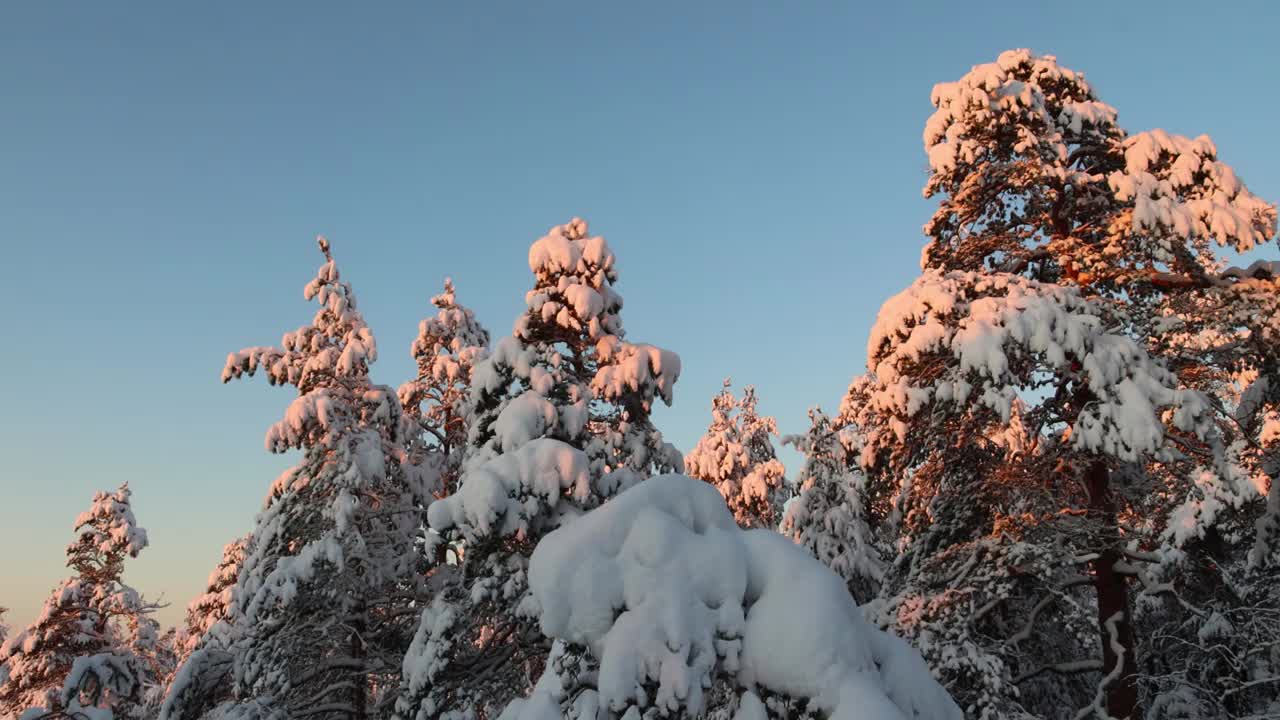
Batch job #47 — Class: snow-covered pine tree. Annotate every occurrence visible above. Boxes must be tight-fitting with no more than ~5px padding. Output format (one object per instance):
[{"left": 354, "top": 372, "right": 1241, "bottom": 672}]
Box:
[
  {"left": 881, "top": 48, "right": 1278, "bottom": 720},
  {"left": 163, "top": 237, "right": 422, "bottom": 720},
  {"left": 178, "top": 535, "right": 250, "bottom": 661},
  {"left": 844, "top": 270, "right": 1218, "bottom": 719},
  {"left": 398, "top": 278, "right": 491, "bottom": 507},
  {"left": 0, "top": 484, "right": 158, "bottom": 720},
  {"left": 685, "top": 379, "right": 787, "bottom": 529},
  {"left": 395, "top": 217, "right": 681, "bottom": 719},
  {"left": 780, "top": 405, "right": 885, "bottom": 604}
]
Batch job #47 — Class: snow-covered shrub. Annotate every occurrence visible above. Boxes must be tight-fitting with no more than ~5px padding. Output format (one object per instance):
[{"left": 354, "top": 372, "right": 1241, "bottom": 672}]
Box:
[{"left": 502, "top": 474, "right": 961, "bottom": 720}]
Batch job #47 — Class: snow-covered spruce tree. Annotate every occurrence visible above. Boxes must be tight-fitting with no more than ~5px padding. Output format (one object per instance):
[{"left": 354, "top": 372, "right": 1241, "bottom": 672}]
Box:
[
  {"left": 163, "top": 237, "right": 422, "bottom": 720},
  {"left": 397, "top": 279, "right": 491, "bottom": 527},
  {"left": 395, "top": 218, "right": 681, "bottom": 719},
  {"left": 780, "top": 406, "right": 885, "bottom": 604},
  {"left": 686, "top": 379, "right": 787, "bottom": 529},
  {"left": 900, "top": 48, "right": 1276, "bottom": 719},
  {"left": 0, "top": 484, "right": 159, "bottom": 720},
  {"left": 499, "top": 473, "right": 962, "bottom": 720}
]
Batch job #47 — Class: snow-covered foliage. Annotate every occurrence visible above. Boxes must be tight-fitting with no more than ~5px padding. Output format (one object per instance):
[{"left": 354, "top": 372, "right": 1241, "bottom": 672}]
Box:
[
  {"left": 501, "top": 474, "right": 960, "bottom": 720},
  {"left": 685, "top": 380, "right": 788, "bottom": 529},
  {"left": 465, "top": 218, "right": 681, "bottom": 482},
  {"left": 399, "top": 278, "right": 492, "bottom": 503},
  {"left": 165, "top": 237, "right": 424, "bottom": 720},
  {"left": 842, "top": 266, "right": 1225, "bottom": 718},
  {"left": 922, "top": 48, "right": 1275, "bottom": 297},
  {"left": 781, "top": 408, "right": 885, "bottom": 604},
  {"left": 0, "top": 485, "right": 159, "bottom": 720},
  {"left": 180, "top": 535, "right": 250, "bottom": 660},
  {"left": 866, "top": 270, "right": 1212, "bottom": 461},
  {"left": 397, "top": 218, "right": 683, "bottom": 719}
]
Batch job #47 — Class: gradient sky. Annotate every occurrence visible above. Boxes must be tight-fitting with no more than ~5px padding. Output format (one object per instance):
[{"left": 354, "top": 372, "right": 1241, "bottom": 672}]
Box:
[{"left": 2, "top": 1, "right": 1277, "bottom": 629}]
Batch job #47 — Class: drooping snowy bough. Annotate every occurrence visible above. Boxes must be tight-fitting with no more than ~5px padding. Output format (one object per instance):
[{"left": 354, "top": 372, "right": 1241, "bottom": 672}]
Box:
[{"left": 501, "top": 474, "right": 962, "bottom": 720}]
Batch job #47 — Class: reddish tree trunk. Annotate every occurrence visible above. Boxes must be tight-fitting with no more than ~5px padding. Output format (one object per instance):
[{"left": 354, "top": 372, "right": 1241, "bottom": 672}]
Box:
[{"left": 1086, "top": 458, "right": 1139, "bottom": 719}]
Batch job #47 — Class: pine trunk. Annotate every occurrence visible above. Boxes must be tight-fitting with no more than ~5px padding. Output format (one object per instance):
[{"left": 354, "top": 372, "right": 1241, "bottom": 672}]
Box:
[
  {"left": 1085, "top": 458, "right": 1139, "bottom": 719},
  {"left": 350, "top": 612, "right": 367, "bottom": 720}
]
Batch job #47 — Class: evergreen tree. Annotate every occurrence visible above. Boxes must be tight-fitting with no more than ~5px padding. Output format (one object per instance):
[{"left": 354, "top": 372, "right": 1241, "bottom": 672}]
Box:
[
  {"left": 396, "top": 217, "right": 682, "bottom": 719},
  {"left": 0, "top": 484, "right": 158, "bottom": 720},
  {"left": 398, "top": 278, "right": 491, "bottom": 505},
  {"left": 841, "top": 48, "right": 1278, "bottom": 720},
  {"left": 685, "top": 379, "right": 787, "bottom": 529},
  {"left": 780, "top": 405, "right": 884, "bottom": 604},
  {"left": 164, "top": 237, "right": 422, "bottom": 720},
  {"left": 179, "top": 535, "right": 250, "bottom": 661},
  {"left": 848, "top": 270, "right": 1215, "bottom": 719}
]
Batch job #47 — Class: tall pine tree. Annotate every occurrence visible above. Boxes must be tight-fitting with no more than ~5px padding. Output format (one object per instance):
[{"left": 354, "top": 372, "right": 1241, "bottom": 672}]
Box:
[
  {"left": 165, "top": 237, "right": 423, "bottom": 720},
  {"left": 803, "top": 49, "right": 1278, "bottom": 720}
]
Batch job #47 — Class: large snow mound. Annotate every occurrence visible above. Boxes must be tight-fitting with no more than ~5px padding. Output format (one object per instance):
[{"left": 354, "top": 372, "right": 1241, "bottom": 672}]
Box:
[{"left": 517, "top": 474, "right": 962, "bottom": 720}]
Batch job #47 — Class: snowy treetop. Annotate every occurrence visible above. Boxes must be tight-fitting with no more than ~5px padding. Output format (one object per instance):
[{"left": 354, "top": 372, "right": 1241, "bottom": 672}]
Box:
[
  {"left": 69, "top": 484, "right": 148, "bottom": 562},
  {"left": 924, "top": 48, "right": 1116, "bottom": 187},
  {"left": 406, "top": 277, "right": 491, "bottom": 387},
  {"left": 921, "top": 48, "right": 1277, "bottom": 294},
  {"left": 219, "top": 237, "right": 403, "bottom": 454},
  {"left": 685, "top": 379, "right": 786, "bottom": 529},
  {"left": 222, "top": 236, "right": 377, "bottom": 392},
  {"left": 518, "top": 218, "right": 625, "bottom": 343}
]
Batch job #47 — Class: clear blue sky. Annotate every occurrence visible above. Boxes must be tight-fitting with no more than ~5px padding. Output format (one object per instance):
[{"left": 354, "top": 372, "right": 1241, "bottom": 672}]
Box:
[{"left": 2, "top": 1, "right": 1277, "bottom": 629}]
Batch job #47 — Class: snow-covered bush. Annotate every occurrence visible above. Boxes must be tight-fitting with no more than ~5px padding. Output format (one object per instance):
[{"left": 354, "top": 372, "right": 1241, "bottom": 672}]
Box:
[{"left": 501, "top": 474, "right": 961, "bottom": 720}]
